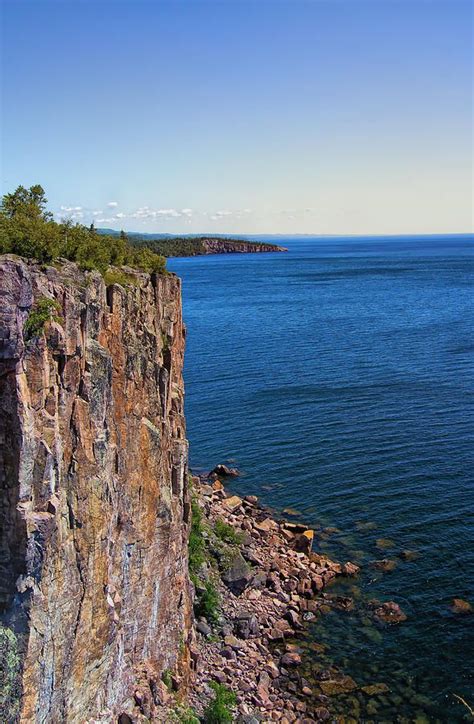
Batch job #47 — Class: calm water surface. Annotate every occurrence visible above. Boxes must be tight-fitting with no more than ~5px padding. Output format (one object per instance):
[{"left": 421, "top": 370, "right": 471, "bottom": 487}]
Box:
[{"left": 168, "top": 236, "right": 474, "bottom": 721}]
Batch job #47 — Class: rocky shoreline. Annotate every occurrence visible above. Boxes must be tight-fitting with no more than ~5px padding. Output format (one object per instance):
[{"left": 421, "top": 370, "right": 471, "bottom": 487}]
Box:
[{"left": 181, "top": 470, "right": 362, "bottom": 722}]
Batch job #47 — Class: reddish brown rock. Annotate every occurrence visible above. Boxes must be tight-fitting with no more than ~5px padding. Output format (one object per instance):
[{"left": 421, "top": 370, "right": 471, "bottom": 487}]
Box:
[
  {"left": 293, "top": 530, "right": 314, "bottom": 555},
  {"left": 342, "top": 561, "right": 360, "bottom": 576},
  {"left": 280, "top": 652, "right": 302, "bottom": 667},
  {"left": 0, "top": 257, "right": 192, "bottom": 721},
  {"left": 222, "top": 495, "right": 243, "bottom": 512},
  {"left": 451, "top": 598, "right": 472, "bottom": 614},
  {"left": 212, "top": 464, "right": 240, "bottom": 477},
  {"left": 373, "top": 601, "right": 407, "bottom": 624}
]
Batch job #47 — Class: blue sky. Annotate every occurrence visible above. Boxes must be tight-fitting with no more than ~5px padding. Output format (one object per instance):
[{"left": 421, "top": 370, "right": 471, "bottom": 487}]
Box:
[{"left": 1, "top": 0, "right": 472, "bottom": 234}]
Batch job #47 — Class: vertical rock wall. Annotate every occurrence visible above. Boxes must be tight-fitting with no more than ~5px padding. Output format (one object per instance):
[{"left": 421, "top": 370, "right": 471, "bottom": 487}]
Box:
[{"left": 0, "top": 257, "right": 192, "bottom": 723}]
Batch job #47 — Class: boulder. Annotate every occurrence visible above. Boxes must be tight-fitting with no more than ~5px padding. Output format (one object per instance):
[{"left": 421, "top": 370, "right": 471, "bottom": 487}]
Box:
[
  {"left": 196, "top": 620, "right": 211, "bottom": 636},
  {"left": 212, "top": 464, "right": 240, "bottom": 477},
  {"left": 451, "top": 598, "right": 472, "bottom": 615},
  {"left": 280, "top": 652, "right": 302, "bottom": 667},
  {"left": 372, "top": 601, "right": 407, "bottom": 624},
  {"left": 221, "top": 551, "right": 252, "bottom": 595},
  {"left": 341, "top": 561, "right": 360, "bottom": 576},
  {"left": 222, "top": 495, "right": 243, "bottom": 512},
  {"left": 244, "top": 495, "right": 258, "bottom": 504},
  {"left": 223, "top": 634, "right": 244, "bottom": 650},
  {"left": 319, "top": 675, "right": 357, "bottom": 696},
  {"left": 361, "top": 683, "right": 389, "bottom": 695},
  {"left": 254, "top": 518, "right": 278, "bottom": 533},
  {"left": 234, "top": 612, "right": 260, "bottom": 639},
  {"left": 371, "top": 559, "right": 397, "bottom": 572},
  {"left": 293, "top": 530, "right": 314, "bottom": 555}
]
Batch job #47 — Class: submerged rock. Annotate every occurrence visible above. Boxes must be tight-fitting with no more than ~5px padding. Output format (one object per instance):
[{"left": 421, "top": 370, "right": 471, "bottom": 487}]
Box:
[
  {"left": 375, "top": 538, "right": 396, "bottom": 550},
  {"left": 451, "top": 598, "right": 472, "bottom": 615},
  {"left": 372, "top": 601, "right": 407, "bottom": 624},
  {"left": 319, "top": 675, "right": 358, "bottom": 696},
  {"left": 399, "top": 549, "right": 420, "bottom": 561},
  {"left": 371, "top": 559, "right": 398, "bottom": 572},
  {"left": 361, "top": 683, "right": 390, "bottom": 695}
]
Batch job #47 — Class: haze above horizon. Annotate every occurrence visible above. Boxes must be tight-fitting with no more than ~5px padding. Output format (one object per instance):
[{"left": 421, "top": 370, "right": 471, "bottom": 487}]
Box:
[{"left": 1, "top": 0, "right": 472, "bottom": 235}]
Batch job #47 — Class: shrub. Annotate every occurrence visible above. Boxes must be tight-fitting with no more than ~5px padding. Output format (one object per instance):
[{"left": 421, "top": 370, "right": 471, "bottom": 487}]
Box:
[
  {"left": 103, "top": 269, "right": 138, "bottom": 287},
  {"left": 171, "top": 704, "right": 200, "bottom": 724},
  {"left": 213, "top": 519, "right": 243, "bottom": 545},
  {"left": 0, "top": 625, "right": 21, "bottom": 722},
  {"left": 194, "top": 580, "right": 220, "bottom": 624},
  {"left": 23, "top": 297, "right": 62, "bottom": 340},
  {"left": 202, "top": 682, "right": 236, "bottom": 724}
]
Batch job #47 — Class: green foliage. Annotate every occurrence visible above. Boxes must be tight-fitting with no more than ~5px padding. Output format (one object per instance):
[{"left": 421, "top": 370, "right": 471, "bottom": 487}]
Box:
[
  {"left": 103, "top": 269, "right": 138, "bottom": 287},
  {"left": 0, "top": 625, "right": 21, "bottom": 722},
  {"left": 194, "top": 580, "right": 220, "bottom": 624},
  {"left": 129, "top": 236, "right": 207, "bottom": 257},
  {"left": 124, "top": 234, "right": 281, "bottom": 258},
  {"left": 0, "top": 184, "right": 166, "bottom": 274},
  {"left": 202, "top": 682, "right": 236, "bottom": 724},
  {"left": 213, "top": 519, "right": 244, "bottom": 545},
  {"left": 23, "top": 297, "right": 62, "bottom": 341},
  {"left": 162, "top": 668, "right": 173, "bottom": 690},
  {"left": 170, "top": 704, "right": 200, "bottom": 724}
]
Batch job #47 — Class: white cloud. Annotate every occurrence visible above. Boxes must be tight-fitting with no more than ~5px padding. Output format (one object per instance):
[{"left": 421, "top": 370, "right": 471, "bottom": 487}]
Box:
[
  {"left": 210, "top": 210, "right": 234, "bottom": 221},
  {"left": 107, "top": 201, "right": 118, "bottom": 208},
  {"left": 115, "top": 212, "right": 126, "bottom": 219},
  {"left": 92, "top": 210, "right": 102, "bottom": 216},
  {"left": 156, "top": 208, "right": 181, "bottom": 218},
  {"left": 60, "top": 205, "right": 82, "bottom": 212}
]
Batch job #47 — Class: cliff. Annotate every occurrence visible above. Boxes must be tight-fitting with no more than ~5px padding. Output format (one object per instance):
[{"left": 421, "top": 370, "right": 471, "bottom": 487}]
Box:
[
  {"left": 199, "top": 238, "right": 287, "bottom": 255},
  {"left": 0, "top": 256, "right": 192, "bottom": 723},
  {"left": 119, "top": 234, "right": 288, "bottom": 258}
]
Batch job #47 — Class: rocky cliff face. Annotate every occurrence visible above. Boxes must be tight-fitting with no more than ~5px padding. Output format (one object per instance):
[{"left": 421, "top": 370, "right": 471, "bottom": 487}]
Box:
[
  {"left": 201, "top": 239, "right": 287, "bottom": 254},
  {"left": 0, "top": 256, "right": 192, "bottom": 723}
]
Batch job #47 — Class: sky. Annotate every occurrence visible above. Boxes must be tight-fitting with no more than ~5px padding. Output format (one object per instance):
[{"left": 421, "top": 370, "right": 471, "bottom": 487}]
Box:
[{"left": 1, "top": 0, "right": 472, "bottom": 235}]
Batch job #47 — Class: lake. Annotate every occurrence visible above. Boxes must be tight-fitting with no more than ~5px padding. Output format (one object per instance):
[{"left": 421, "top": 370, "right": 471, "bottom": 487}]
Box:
[{"left": 168, "top": 235, "right": 474, "bottom": 721}]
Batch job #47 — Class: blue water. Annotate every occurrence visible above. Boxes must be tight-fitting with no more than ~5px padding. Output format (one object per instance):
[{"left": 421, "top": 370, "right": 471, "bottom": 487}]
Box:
[{"left": 168, "top": 236, "right": 474, "bottom": 721}]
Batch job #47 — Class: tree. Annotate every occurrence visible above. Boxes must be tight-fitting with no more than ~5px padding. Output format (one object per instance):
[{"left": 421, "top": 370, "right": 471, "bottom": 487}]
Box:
[{"left": 1, "top": 184, "right": 52, "bottom": 221}]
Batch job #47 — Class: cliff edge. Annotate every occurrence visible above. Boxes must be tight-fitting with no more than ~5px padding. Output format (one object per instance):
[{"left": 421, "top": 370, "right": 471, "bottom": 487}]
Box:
[{"left": 0, "top": 256, "right": 192, "bottom": 723}]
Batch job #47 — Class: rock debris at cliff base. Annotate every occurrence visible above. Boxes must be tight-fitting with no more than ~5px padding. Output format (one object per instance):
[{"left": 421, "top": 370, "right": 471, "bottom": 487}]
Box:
[{"left": 173, "top": 473, "right": 363, "bottom": 723}]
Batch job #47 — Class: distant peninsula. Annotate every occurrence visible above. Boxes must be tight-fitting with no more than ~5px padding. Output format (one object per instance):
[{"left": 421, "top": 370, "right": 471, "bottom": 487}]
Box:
[{"left": 99, "top": 229, "right": 288, "bottom": 257}]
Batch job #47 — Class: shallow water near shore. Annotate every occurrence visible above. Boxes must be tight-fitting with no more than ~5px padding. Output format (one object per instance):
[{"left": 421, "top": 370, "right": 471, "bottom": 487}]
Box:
[{"left": 168, "top": 235, "right": 474, "bottom": 721}]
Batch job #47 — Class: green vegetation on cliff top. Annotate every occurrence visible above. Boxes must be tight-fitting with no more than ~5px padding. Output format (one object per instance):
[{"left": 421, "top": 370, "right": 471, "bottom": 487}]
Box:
[{"left": 0, "top": 185, "right": 166, "bottom": 274}]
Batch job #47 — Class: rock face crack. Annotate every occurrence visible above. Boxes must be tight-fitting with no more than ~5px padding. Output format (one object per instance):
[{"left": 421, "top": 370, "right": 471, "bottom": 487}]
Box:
[{"left": 0, "top": 257, "right": 192, "bottom": 723}]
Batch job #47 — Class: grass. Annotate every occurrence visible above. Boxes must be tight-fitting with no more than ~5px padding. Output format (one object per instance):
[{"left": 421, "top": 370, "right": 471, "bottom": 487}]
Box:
[
  {"left": 213, "top": 518, "right": 244, "bottom": 545},
  {"left": 194, "top": 580, "right": 220, "bottom": 624},
  {"left": 202, "top": 682, "right": 236, "bottom": 724},
  {"left": 103, "top": 269, "right": 139, "bottom": 287},
  {"left": 170, "top": 704, "right": 200, "bottom": 724}
]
